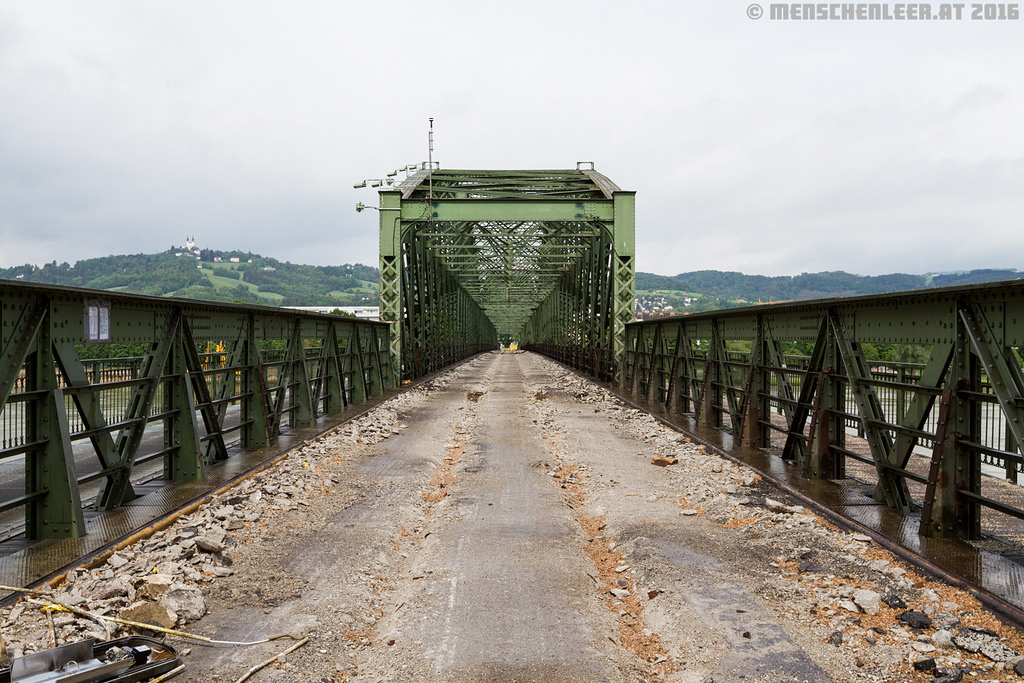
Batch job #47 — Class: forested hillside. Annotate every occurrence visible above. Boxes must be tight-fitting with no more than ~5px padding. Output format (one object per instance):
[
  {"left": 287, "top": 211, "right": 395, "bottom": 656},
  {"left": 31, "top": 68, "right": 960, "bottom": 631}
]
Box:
[
  {"left": 2, "top": 248, "right": 1018, "bottom": 312},
  {"left": 0, "top": 250, "right": 378, "bottom": 306},
  {"left": 635, "top": 268, "right": 1023, "bottom": 312}
]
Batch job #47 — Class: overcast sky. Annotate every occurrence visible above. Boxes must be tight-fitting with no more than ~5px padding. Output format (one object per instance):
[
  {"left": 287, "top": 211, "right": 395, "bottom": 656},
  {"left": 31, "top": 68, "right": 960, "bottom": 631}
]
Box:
[{"left": 1, "top": 1, "right": 1022, "bottom": 277}]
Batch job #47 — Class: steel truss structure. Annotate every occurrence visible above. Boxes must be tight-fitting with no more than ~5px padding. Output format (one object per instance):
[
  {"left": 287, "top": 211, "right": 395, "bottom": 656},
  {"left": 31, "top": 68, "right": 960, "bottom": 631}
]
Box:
[
  {"left": 621, "top": 280, "right": 1024, "bottom": 540},
  {"left": 0, "top": 281, "right": 391, "bottom": 538},
  {"left": 377, "top": 163, "right": 635, "bottom": 381}
]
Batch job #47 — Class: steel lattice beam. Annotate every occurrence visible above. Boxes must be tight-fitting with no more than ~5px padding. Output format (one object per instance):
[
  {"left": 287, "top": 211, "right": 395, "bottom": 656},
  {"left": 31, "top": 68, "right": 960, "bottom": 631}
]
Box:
[
  {"left": 620, "top": 280, "right": 1024, "bottom": 541},
  {"left": 0, "top": 281, "right": 393, "bottom": 538}
]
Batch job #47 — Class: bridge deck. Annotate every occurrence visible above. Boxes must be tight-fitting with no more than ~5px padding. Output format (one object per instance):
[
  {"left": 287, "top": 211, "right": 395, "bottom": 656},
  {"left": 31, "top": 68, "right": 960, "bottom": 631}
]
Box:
[
  {"left": 2, "top": 352, "right": 1024, "bottom": 680},
  {"left": 2, "top": 356, "right": 1024, "bottom": 679},
  {"left": 184, "top": 351, "right": 833, "bottom": 680}
]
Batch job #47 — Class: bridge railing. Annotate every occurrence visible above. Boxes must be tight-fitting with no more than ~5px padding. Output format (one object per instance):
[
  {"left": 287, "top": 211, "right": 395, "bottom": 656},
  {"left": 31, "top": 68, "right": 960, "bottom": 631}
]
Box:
[
  {"left": 621, "top": 280, "right": 1024, "bottom": 540},
  {"left": 0, "top": 281, "right": 392, "bottom": 539}
]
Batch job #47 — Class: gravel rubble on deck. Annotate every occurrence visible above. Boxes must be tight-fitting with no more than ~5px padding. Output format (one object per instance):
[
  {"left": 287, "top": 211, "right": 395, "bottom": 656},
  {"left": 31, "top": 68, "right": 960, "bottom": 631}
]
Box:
[
  {"left": 0, "top": 368, "right": 455, "bottom": 659},
  {"left": 528, "top": 359, "right": 1024, "bottom": 682}
]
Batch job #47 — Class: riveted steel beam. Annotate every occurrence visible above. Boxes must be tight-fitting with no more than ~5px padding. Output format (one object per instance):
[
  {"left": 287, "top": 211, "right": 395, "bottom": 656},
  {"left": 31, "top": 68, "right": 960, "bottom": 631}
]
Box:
[
  {"left": 621, "top": 279, "right": 1024, "bottom": 541},
  {"left": 25, "top": 309, "right": 86, "bottom": 538},
  {"left": 0, "top": 280, "right": 391, "bottom": 538},
  {"left": 401, "top": 201, "right": 615, "bottom": 222}
]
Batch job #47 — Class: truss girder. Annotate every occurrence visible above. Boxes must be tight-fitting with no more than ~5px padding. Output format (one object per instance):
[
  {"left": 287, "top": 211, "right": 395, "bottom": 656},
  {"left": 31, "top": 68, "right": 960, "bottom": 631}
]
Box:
[
  {"left": 0, "top": 281, "right": 392, "bottom": 538},
  {"left": 620, "top": 280, "right": 1024, "bottom": 541},
  {"left": 379, "top": 167, "right": 635, "bottom": 382}
]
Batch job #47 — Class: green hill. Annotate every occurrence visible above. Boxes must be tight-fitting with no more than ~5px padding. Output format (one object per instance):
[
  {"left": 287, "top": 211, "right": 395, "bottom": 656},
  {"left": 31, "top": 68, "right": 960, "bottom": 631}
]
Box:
[
  {"left": 2, "top": 248, "right": 1019, "bottom": 313},
  {"left": 0, "top": 249, "right": 379, "bottom": 306},
  {"left": 635, "top": 268, "right": 1024, "bottom": 312}
]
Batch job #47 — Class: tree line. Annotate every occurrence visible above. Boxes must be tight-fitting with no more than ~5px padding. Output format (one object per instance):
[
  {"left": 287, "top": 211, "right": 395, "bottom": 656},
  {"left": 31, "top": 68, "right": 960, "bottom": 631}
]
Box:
[
  {"left": 636, "top": 268, "right": 1023, "bottom": 302},
  {"left": 0, "top": 249, "right": 380, "bottom": 306}
]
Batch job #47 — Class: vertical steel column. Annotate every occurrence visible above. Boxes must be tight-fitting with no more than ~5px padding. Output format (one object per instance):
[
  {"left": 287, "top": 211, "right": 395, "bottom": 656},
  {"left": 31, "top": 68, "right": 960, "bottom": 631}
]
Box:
[
  {"left": 240, "top": 314, "right": 270, "bottom": 449},
  {"left": 739, "top": 318, "right": 770, "bottom": 449},
  {"left": 698, "top": 323, "right": 725, "bottom": 430},
  {"left": 368, "top": 325, "right": 390, "bottom": 395},
  {"left": 620, "top": 323, "right": 636, "bottom": 394},
  {"left": 288, "top": 320, "right": 314, "bottom": 428},
  {"left": 323, "top": 324, "right": 345, "bottom": 414},
  {"left": 612, "top": 192, "right": 636, "bottom": 384},
  {"left": 924, "top": 308, "right": 982, "bottom": 538},
  {"left": 802, "top": 328, "right": 843, "bottom": 480},
  {"left": 25, "top": 301, "right": 86, "bottom": 539},
  {"left": 351, "top": 325, "right": 370, "bottom": 405},
  {"left": 378, "top": 190, "right": 403, "bottom": 384},
  {"left": 163, "top": 325, "right": 204, "bottom": 481}
]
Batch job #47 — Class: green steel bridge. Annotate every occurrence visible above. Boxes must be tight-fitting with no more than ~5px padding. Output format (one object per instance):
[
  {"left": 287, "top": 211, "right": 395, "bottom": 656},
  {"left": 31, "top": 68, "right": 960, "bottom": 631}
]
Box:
[
  {"left": 375, "top": 162, "right": 635, "bottom": 381},
  {"left": 3, "top": 163, "right": 1024, "bottom": 613}
]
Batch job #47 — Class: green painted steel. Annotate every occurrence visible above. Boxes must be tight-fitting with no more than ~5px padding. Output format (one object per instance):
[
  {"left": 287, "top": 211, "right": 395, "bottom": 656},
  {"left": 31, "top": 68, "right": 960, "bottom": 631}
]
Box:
[
  {"left": 0, "top": 280, "right": 392, "bottom": 539},
  {"left": 376, "top": 164, "right": 635, "bottom": 382},
  {"left": 620, "top": 280, "right": 1024, "bottom": 541}
]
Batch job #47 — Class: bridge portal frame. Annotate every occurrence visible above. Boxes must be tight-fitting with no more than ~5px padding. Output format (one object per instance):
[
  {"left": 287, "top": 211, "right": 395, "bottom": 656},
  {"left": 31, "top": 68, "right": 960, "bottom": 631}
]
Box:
[{"left": 378, "top": 165, "right": 635, "bottom": 383}]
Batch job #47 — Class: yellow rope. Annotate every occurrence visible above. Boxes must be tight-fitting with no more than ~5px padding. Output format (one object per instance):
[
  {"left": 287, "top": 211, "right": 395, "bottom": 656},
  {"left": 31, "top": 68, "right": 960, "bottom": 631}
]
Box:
[
  {"left": 147, "top": 663, "right": 186, "bottom": 682},
  {"left": 22, "top": 597, "right": 299, "bottom": 647},
  {"left": 233, "top": 637, "right": 310, "bottom": 683}
]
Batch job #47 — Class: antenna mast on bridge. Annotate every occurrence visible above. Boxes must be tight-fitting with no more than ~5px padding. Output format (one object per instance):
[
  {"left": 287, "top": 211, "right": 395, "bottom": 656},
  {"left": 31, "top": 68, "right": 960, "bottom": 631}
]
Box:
[{"left": 428, "top": 118, "right": 434, "bottom": 201}]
